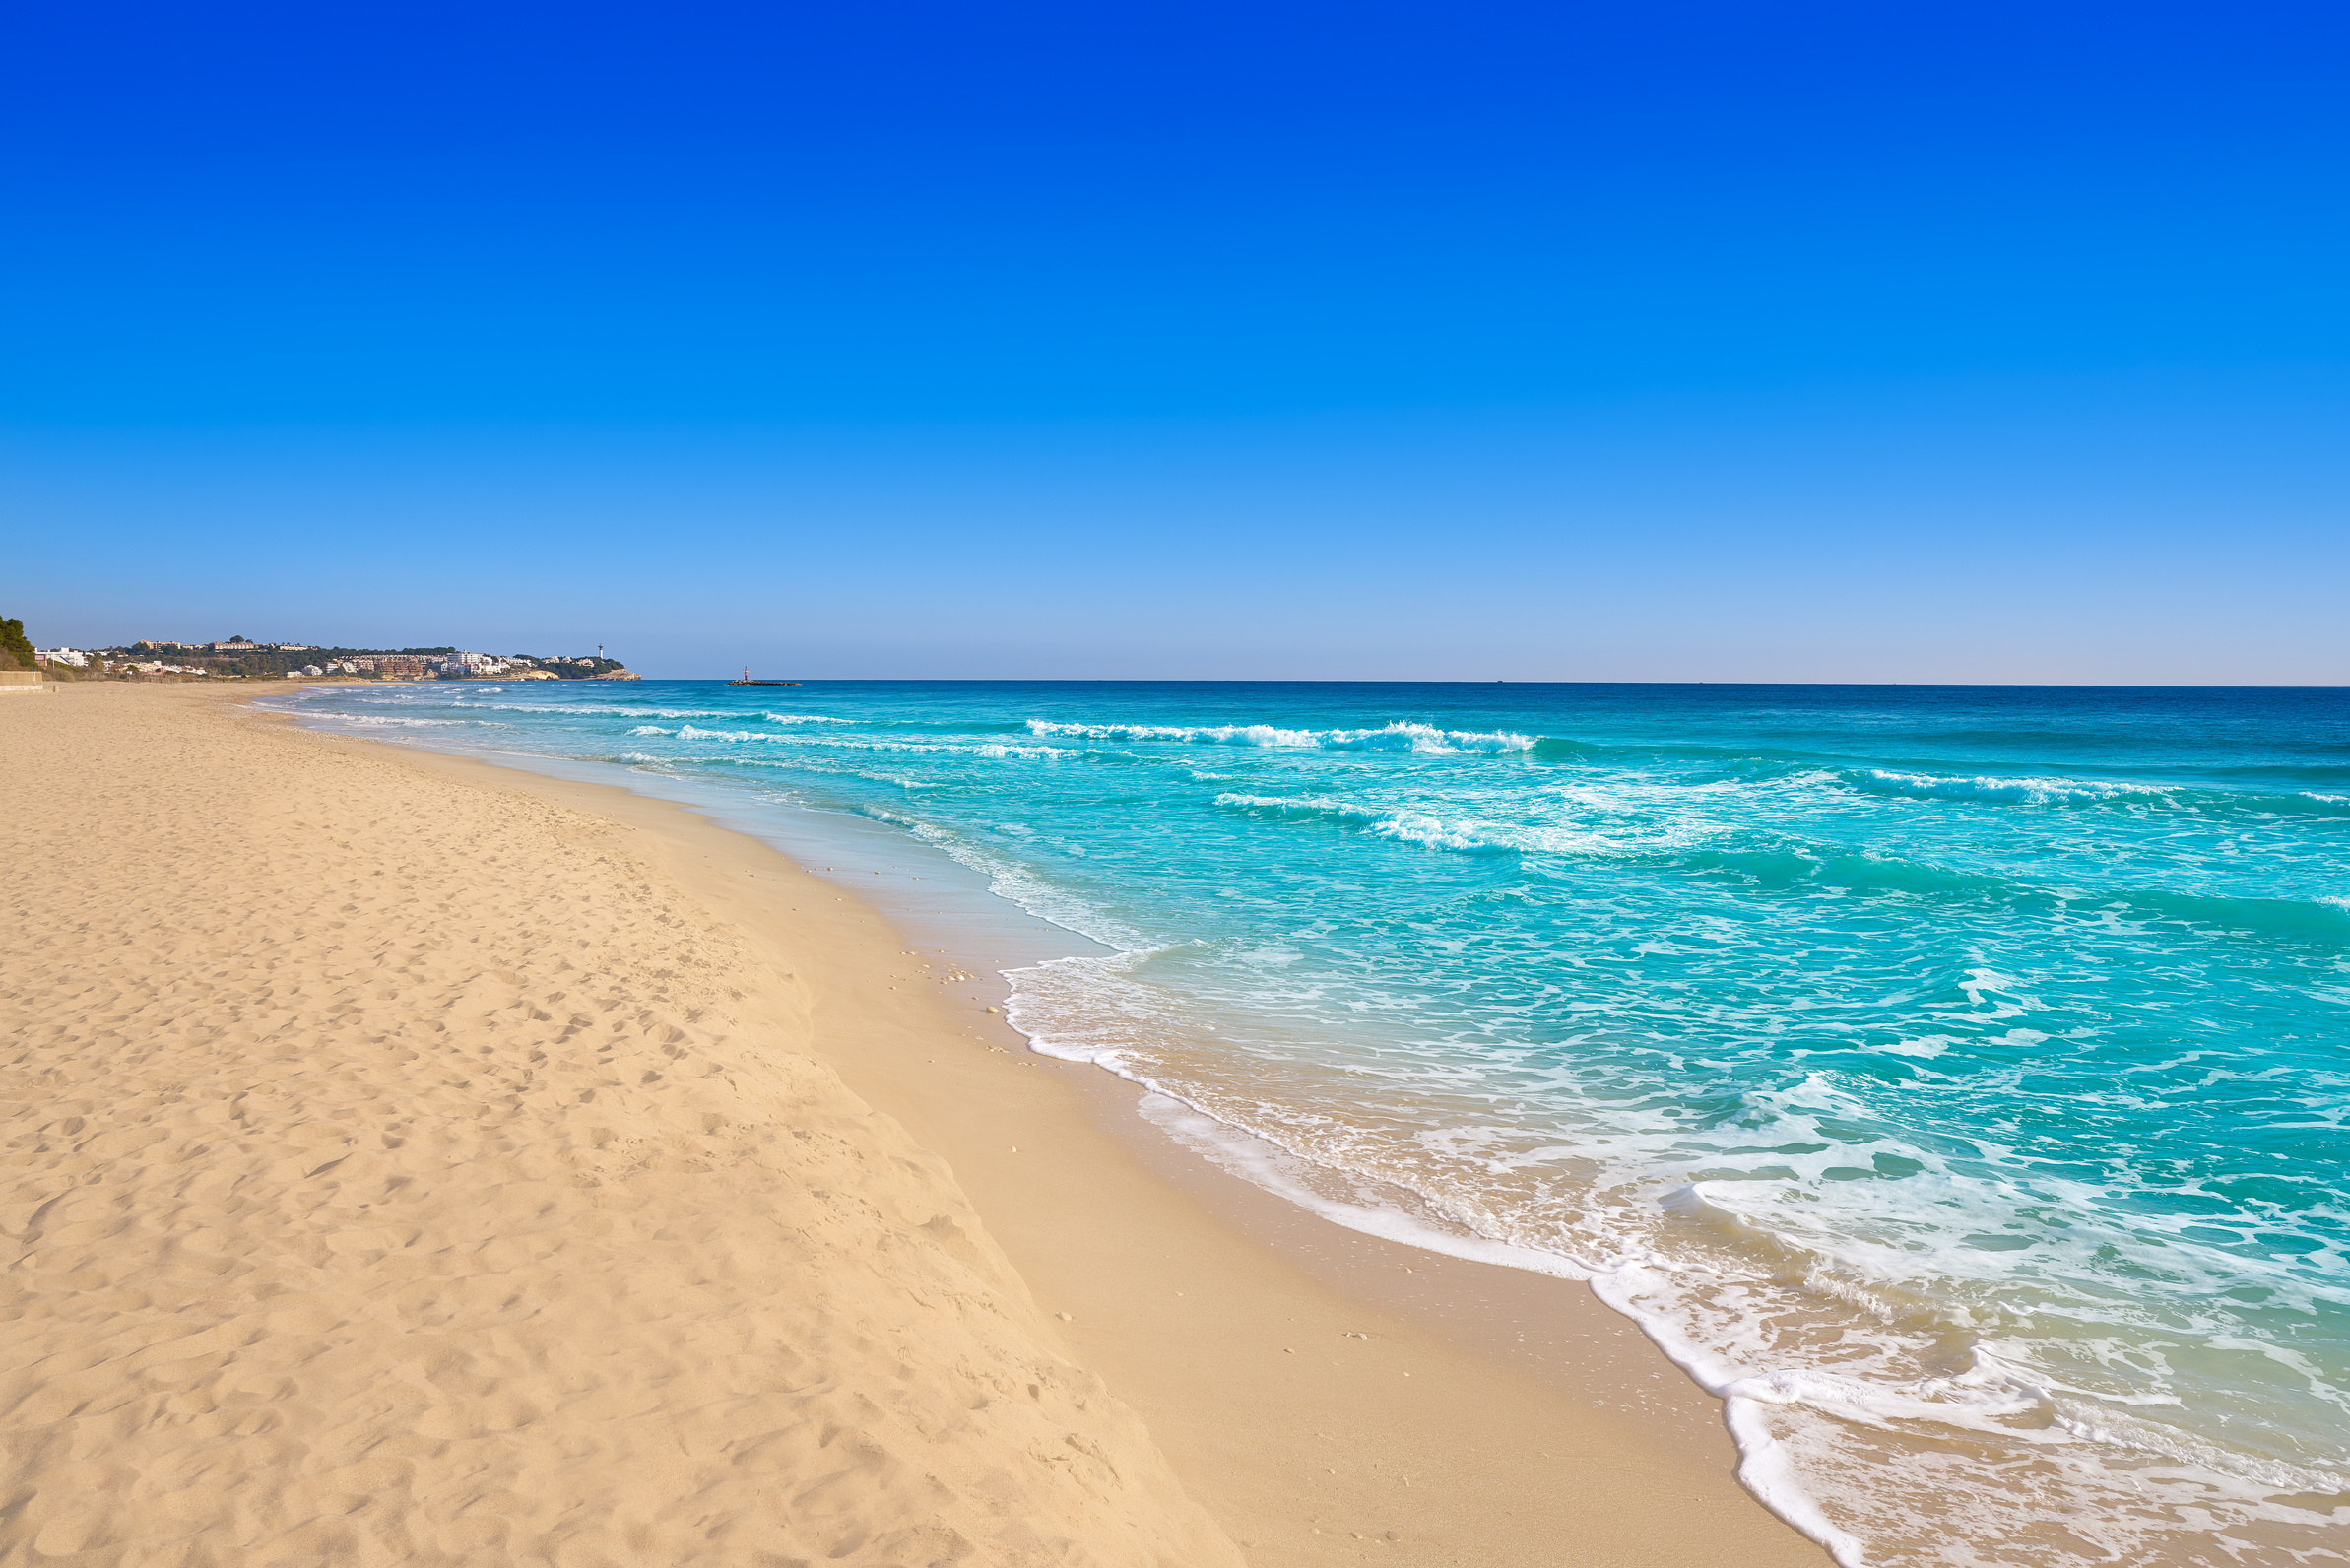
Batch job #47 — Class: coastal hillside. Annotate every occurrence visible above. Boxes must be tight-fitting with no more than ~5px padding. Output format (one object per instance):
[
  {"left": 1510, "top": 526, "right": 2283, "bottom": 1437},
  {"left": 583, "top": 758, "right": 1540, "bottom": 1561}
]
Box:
[{"left": 0, "top": 686, "right": 1240, "bottom": 1567}]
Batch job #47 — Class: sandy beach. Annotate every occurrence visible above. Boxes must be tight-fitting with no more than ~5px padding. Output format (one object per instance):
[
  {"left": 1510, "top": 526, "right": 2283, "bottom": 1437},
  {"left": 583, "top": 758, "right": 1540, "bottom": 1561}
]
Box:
[{"left": 3, "top": 684, "right": 1825, "bottom": 1567}]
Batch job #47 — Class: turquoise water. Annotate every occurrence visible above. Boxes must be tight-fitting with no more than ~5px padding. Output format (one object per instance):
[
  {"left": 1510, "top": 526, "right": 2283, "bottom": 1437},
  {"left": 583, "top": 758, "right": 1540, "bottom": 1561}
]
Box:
[{"left": 283, "top": 681, "right": 2350, "bottom": 1565}]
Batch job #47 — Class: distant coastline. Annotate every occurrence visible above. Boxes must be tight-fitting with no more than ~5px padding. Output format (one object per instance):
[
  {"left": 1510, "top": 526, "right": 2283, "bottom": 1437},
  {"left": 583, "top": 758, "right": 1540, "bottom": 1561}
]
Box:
[{"left": 27, "top": 634, "right": 637, "bottom": 684}]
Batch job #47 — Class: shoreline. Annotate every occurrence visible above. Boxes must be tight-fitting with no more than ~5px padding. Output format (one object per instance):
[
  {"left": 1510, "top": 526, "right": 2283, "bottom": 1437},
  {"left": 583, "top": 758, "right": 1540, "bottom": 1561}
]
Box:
[
  {"left": 4, "top": 682, "right": 1826, "bottom": 1565},
  {"left": 253, "top": 686, "right": 1829, "bottom": 1564}
]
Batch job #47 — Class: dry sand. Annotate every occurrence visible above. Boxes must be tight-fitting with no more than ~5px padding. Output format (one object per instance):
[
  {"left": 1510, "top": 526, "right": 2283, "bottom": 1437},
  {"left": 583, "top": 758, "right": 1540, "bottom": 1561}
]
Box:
[{"left": 2, "top": 684, "right": 1826, "bottom": 1567}]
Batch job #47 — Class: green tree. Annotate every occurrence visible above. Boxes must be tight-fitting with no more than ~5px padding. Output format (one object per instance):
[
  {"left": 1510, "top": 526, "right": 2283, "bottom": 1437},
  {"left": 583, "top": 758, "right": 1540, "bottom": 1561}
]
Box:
[{"left": 0, "top": 617, "right": 33, "bottom": 671}]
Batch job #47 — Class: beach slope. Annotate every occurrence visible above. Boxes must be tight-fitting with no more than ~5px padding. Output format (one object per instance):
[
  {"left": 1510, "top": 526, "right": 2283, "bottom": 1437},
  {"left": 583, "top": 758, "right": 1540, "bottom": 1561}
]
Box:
[{"left": 0, "top": 686, "right": 1241, "bottom": 1566}]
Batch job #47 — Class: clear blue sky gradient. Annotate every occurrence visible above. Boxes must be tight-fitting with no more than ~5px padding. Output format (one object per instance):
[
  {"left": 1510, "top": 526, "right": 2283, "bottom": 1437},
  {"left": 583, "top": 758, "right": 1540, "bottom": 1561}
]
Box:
[{"left": 5, "top": 1, "right": 2344, "bottom": 681}]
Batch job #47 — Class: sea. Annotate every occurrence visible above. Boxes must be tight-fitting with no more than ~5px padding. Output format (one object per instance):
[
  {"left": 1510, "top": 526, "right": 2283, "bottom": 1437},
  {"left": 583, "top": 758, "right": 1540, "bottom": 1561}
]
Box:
[{"left": 275, "top": 680, "right": 2350, "bottom": 1567}]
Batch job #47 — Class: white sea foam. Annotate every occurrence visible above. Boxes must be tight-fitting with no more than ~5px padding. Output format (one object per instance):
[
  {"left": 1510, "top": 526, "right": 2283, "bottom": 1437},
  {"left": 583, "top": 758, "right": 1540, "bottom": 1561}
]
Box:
[
  {"left": 1854, "top": 770, "right": 2176, "bottom": 806},
  {"left": 1027, "top": 717, "right": 1536, "bottom": 753}
]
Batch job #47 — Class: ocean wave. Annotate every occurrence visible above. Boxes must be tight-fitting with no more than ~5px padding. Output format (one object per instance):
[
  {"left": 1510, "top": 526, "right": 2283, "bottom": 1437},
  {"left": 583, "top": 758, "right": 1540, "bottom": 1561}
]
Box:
[
  {"left": 2215, "top": 787, "right": 2350, "bottom": 817},
  {"left": 677, "top": 726, "right": 784, "bottom": 743},
  {"left": 2109, "top": 886, "right": 2350, "bottom": 942},
  {"left": 1213, "top": 793, "right": 1503, "bottom": 852},
  {"left": 675, "top": 725, "right": 1075, "bottom": 759},
  {"left": 1676, "top": 843, "right": 2350, "bottom": 945},
  {"left": 1214, "top": 795, "right": 2350, "bottom": 941},
  {"left": 761, "top": 712, "right": 858, "bottom": 724},
  {"left": 1678, "top": 844, "right": 2015, "bottom": 898},
  {"left": 1028, "top": 718, "right": 1535, "bottom": 754},
  {"left": 1853, "top": 769, "right": 2175, "bottom": 805},
  {"left": 1849, "top": 769, "right": 2350, "bottom": 817},
  {"left": 454, "top": 703, "right": 741, "bottom": 719},
  {"left": 626, "top": 724, "right": 671, "bottom": 736},
  {"left": 1213, "top": 790, "right": 1734, "bottom": 859}
]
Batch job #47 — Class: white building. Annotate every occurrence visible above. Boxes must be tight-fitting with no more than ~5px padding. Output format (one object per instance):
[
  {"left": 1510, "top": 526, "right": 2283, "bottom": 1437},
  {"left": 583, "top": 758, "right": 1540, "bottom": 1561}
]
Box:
[
  {"left": 439, "top": 650, "right": 518, "bottom": 676},
  {"left": 36, "top": 648, "right": 89, "bottom": 668}
]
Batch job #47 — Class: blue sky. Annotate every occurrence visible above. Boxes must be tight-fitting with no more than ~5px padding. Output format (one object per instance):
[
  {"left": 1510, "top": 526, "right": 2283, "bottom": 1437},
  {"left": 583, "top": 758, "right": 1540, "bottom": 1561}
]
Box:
[{"left": 4, "top": 0, "right": 2344, "bottom": 681}]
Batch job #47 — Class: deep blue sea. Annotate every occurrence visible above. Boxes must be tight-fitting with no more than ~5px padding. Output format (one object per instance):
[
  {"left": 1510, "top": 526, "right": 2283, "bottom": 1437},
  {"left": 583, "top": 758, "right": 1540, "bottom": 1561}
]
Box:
[{"left": 280, "top": 680, "right": 2350, "bottom": 1566}]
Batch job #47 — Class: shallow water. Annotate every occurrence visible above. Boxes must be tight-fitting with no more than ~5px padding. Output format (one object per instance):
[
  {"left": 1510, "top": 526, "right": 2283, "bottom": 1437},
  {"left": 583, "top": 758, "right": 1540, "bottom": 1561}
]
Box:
[{"left": 283, "top": 680, "right": 2350, "bottom": 1565}]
